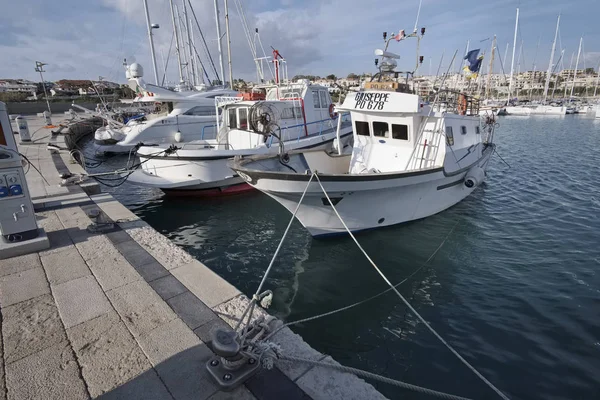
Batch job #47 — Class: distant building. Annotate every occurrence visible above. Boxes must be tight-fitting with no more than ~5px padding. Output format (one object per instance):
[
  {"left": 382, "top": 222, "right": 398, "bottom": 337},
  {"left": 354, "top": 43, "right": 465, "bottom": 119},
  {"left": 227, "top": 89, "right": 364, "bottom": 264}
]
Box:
[{"left": 0, "top": 79, "right": 37, "bottom": 94}]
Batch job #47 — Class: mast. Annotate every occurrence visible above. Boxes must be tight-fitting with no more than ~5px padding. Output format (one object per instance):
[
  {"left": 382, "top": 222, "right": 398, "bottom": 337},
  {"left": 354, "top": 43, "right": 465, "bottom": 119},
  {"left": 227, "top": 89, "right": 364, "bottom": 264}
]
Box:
[
  {"left": 224, "top": 0, "right": 233, "bottom": 89},
  {"left": 570, "top": 37, "right": 583, "bottom": 100},
  {"left": 543, "top": 14, "right": 560, "bottom": 103},
  {"left": 486, "top": 35, "right": 496, "bottom": 99},
  {"left": 507, "top": 7, "right": 519, "bottom": 103},
  {"left": 214, "top": 0, "right": 226, "bottom": 85},
  {"left": 529, "top": 37, "right": 540, "bottom": 101},
  {"left": 564, "top": 52, "right": 574, "bottom": 98},
  {"left": 143, "top": 0, "right": 160, "bottom": 85},
  {"left": 594, "top": 62, "right": 600, "bottom": 98},
  {"left": 169, "top": 0, "right": 185, "bottom": 84},
  {"left": 183, "top": 0, "right": 197, "bottom": 86}
]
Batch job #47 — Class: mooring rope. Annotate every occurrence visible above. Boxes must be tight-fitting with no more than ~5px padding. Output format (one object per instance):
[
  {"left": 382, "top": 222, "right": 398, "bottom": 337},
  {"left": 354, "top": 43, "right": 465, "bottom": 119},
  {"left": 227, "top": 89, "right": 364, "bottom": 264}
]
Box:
[
  {"left": 278, "top": 355, "right": 472, "bottom": 400},
  {"left": 234, "top": 172, "right": 316, "bottom": 333},
  {"left": 313, "top": 173, "right": 510, "bottom": 400},
  {"left": 264, "top": 220, "right": 458, "bottom": 341}
]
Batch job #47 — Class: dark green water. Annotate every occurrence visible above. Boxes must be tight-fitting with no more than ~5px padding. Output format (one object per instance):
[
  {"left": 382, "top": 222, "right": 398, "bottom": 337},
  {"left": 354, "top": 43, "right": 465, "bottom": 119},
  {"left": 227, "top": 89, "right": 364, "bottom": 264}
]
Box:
[{"left": 83, "top": 115, "right": 600, "bottom": 399}]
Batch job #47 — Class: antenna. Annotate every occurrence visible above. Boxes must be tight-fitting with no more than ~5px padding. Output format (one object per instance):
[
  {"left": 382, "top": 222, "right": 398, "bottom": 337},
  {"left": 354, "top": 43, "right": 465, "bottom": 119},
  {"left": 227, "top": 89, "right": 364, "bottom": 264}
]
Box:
[{"left": 413, "top": 0, "right": 423, "bottom": 33}]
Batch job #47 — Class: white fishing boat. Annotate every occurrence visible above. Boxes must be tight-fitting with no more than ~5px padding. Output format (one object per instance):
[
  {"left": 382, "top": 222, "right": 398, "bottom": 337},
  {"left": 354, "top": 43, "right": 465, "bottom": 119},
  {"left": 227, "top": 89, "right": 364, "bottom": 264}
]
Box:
[
  {"left": 127, "top": 54, "right": 353, "bottom": 196},
  {"left": 229, "top": 36, "right": 497, "bottom": 237},
  {"left": 93, "top": 64, "right": 237, "bottom": 155}
]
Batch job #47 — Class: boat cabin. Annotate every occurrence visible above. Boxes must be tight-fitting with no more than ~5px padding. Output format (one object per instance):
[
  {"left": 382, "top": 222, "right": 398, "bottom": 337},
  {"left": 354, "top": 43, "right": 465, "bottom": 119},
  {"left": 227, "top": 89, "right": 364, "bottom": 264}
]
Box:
[
  {"left": 336, "top": 85, "right": 483, "bottom": 174},
  {"left": 218, "top": 81, "right": 342, "bottom": 150}
]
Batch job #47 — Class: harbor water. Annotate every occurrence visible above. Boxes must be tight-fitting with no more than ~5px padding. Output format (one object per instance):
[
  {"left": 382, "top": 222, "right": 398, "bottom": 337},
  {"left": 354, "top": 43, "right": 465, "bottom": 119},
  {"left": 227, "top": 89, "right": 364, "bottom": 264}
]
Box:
[{"left": 81, "top": 115, "right": 600, "bottom": 399}]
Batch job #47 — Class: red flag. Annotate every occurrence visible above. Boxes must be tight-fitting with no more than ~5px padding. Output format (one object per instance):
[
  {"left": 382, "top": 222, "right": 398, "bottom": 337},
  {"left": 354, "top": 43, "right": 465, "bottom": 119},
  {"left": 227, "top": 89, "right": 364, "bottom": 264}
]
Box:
[{"left": 394, "top": 30, "right": 405, "bottom": 41}]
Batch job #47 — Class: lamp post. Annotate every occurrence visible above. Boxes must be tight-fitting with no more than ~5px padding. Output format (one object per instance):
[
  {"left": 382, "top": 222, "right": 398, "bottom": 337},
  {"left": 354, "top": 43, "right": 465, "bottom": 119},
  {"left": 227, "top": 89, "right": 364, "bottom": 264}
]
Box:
[{"left": 34, "top": 61, "right": 51, "bottom": 115}]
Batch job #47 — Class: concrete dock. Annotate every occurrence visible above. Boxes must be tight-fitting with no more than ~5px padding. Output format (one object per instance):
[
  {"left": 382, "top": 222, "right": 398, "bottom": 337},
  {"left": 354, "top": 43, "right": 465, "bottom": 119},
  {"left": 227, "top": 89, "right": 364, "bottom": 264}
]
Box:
[{"left": 0, "top": 115, "right": 387, "bottom": 400}]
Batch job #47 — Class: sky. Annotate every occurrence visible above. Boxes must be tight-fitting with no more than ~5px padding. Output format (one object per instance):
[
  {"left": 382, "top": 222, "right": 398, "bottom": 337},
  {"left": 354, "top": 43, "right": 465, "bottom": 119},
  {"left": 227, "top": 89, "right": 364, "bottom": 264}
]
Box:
[{"left": 0, "top": 0, "right": 598, "bottom": 84}]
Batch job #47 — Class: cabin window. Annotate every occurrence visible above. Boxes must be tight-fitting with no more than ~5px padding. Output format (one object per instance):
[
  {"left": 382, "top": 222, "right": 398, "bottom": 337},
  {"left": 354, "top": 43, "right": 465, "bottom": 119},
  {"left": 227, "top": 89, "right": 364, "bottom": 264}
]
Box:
[
  {"left": 238, "top": 108, "right": 248, "bottom": 130},
  {"left": 446, "top": 126, "right": 454, "bottom": 146},
  {"left": 312, "top": 91, "right": 321, "bottom": 108},
  {"left": 461, "top": 126, "right": 467, "bottom": 135},
  {"left": 167, "top": 102, "right": 174, "bottom": 113},
  {"left": 184, "top": 106, "right": 217, "bottom": 116},
  {"left": 475, "top": 126, "right": 481, "bottom": 134},
  {"left": 355, "top": 121, "right": 370, "bottom": 136},
  {"left": 319, "top": 91, "right": 329, "bottom": 109},
  {"left": 373, "top": 121, "right": 388, "bottom": 137},
  {"left": 392, "top": 124, "right": 409, "bottom": 140},
  {"left": 281, "top": 106, "right": 303, "bottom": 119},
  {"left": 228, "top": 108, "right": 237, "bottom": 129}
]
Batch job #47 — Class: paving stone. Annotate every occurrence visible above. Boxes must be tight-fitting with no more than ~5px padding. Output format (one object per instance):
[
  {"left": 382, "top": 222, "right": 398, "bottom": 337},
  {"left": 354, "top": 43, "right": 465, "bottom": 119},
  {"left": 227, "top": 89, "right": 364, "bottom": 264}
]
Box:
[
  {"left": 208, "top": 386, "right": 257, "bottom": 400},
  {"left": 167, "top": 291, "right": 218, "bottom": 330},
  {"left": 86, "top": 250, "right": 141, "bottom": 292},
  {"left": 269, "top": 327, "right": 325, "bottom": 381},
  {"left": 5, "top": 341, "right": 89, "bottom": 400},
  {"left": 193, "top": 318, "right": 230, "bottom": 344},
  {"left": 35, "top": 211, "right": 63, "bottom": 233},
  {"left": 115, "top": 240, "right": 157, "bottom": 268},
  {"left": 53, "top": 275, "right": 113, "bottom": 328},
  {"left": 107, "top": 280, "right": 177, "bottom": 338},
  {"left": 246, "top": 367, "right": 311, "bottom": 400},
  {"left": 105, "top": 229, "right": 131, "bottom": 245},
  {"left": 138, "top": 318, "right": 202, "bottom": 365},
  {"left": 0, "top": 330, "right": 4, "bottom": 400},
  {"left": 67, "top": 311, "right": 153, "bottom": 398},
  {"left": 171, "top": 260, "right": 240, "bottom": 308},
  {"left": 154, "top": 344, "right": 219, "bottom": 400},
  {"left": 126, "top": 226, "right": 194, "bottom": 270},
  {"left": 149, "top": 275, "right": 188, "bottom": 301},
  {"left": 74, "top": 234, "right": 120, "bottom": 262},
  {"left": 0, "top": 253, "right": 41, "bottom": 278},
  {"left": 212, "top": 295, "right": 269, "bottom": 329},
  {"left": 0, "top": 267, "right": 50, "bottom": 307},
  {"left": 41, "top": 229, "right": 75, "bottom": 255},
  {"left": 132, "top": 260, "right": 169, "bottom": 282},
  {"left": 97, "top": 368, "right": 173, "bottom": 400},
  {"left": 2, "top": 294, "right": 67, "bottom": 364},
  {"left": 41, "top": 246, "right": 90, "bottom": 286},
  {"left": 295, "top": 356, "right": 388, "bottom": 400}
]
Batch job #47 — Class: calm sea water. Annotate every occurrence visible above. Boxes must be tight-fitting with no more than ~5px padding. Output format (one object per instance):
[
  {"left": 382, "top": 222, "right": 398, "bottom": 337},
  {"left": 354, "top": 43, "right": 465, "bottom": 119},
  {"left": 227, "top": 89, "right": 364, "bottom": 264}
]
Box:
[{"left": 82, "top": 115, "right": 600, "bottom": 399}]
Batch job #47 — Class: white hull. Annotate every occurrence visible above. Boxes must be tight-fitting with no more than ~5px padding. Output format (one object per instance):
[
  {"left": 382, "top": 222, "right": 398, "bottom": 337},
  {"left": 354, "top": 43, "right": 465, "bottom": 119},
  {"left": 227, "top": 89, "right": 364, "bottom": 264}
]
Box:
[
  {"left": 234, "top": 145, "right": 494, "bottom": 236},
  {"left": 128, "top": 128, "right": 353, "bottom": 193},
  {"left": 505, "top": 105, "right": 566, "bottom": 116}
]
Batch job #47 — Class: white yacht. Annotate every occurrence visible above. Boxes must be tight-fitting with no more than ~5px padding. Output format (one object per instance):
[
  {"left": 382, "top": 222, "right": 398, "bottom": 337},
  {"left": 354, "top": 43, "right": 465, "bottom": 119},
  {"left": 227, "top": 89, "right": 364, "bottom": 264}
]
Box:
[
  {"left": 505, "top": 104, "right": 567, "bottom": 116},
  {"left": 229, "top": 40, "right": 497, "bottom": 236},
  {"left": 93, "top": 64, "right": 237, "bottom": 155},
  {"left": 127, "top": 78, "right": 353, "bottom": 196}
]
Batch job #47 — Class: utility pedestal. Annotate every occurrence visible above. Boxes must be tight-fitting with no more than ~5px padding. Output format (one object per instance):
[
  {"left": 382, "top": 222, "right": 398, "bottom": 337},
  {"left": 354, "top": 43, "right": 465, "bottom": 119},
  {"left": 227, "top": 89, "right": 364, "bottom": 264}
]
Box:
[{"left": 0, "top": 102, "right": 49, "bottom": 259}]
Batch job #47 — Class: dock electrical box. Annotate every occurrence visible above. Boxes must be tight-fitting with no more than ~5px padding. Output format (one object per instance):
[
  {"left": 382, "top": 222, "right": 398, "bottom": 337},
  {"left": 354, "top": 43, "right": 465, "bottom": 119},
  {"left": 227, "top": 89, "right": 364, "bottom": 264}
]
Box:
[{"left": 0, "top": 102, "right": 47, "bottom": 255}]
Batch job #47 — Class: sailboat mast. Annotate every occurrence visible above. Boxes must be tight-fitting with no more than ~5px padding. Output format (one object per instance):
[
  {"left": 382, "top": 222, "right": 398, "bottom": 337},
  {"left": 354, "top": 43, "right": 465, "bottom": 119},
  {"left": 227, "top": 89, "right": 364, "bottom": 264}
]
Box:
[
  {"left": 594, "top": 62, "right": 600, "bottom": 98},
  {"left": 543, "top": 14, "right": 560, "bottom": 103},
  {"left": 169, "top": 0, "right": 185, "bottom": 84},
  {"left": 529, "top": 37, "right": 540, "bottom": 101},
  {"left": 213, "top": 0, "right": 226, "bottom": 85},
  {"left": 564, "top": 52, "right": 574, "bottom": 98},
  {"left": 183, "top": 1, "right": 197, "bottom": 87},
  {"left": 570, "top": 37, "right": 583, "bottom": 100},
  {"left": 224, "top": 0, "right": 234, "bottom": 89},
  {"left": 486, "top": 35, "right": 496, "bottom": 99},
  {"left": 507, "top": 8, "right": 519, "bottom": 103},
  {"left": 143, "top": 0, "right": 160, "bottom": 85}
]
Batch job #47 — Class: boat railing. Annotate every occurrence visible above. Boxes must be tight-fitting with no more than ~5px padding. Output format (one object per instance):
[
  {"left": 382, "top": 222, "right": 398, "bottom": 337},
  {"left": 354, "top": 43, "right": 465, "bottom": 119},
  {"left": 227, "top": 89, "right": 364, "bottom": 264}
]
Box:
[
  {"left": 277, "top": 113, "right": 350, "bottom": 143},
  {"left": 427, "top": 90, "right": 480, "bottom": 116}
]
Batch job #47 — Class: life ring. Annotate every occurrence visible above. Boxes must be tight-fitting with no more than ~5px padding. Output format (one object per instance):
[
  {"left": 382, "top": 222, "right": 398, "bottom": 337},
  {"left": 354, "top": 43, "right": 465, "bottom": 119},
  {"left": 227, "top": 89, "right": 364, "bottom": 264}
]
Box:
[
  {"left": 458, "top": 94, "right": 467, "bottom": 116},
  {"left": 329, "top": 103, "right": 338, "bottom": 119}
]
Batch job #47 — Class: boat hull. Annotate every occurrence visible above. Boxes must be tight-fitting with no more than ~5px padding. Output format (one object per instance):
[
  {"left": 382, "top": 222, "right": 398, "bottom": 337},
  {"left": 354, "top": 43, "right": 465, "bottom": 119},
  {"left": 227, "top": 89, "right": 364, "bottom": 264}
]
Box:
[{"left": 233, "top": 145, "right": 494, "bottom": 236}]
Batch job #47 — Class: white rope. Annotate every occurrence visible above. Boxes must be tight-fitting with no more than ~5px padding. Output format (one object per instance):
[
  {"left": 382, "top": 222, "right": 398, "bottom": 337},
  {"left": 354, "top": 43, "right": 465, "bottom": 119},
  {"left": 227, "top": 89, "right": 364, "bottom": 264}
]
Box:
[
  {"left": 234, "top": 172, "right": 316, "bottom": 333},
  {"left": 313, "top": 174, "right": 510, "bottom": 400}
]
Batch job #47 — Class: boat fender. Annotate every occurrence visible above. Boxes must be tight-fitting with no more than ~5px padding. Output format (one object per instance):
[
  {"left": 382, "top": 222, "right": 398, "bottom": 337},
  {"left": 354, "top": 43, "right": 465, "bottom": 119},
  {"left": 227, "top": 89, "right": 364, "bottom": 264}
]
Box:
[
  {"left": 174, "top": 130, "right": 183, "bottom": 143},
  {"left": 329, "top": 104, "right": 338, "bottom": 119},
  {"left": 464, "top": 166, "right": 485, "bottom": 188}
]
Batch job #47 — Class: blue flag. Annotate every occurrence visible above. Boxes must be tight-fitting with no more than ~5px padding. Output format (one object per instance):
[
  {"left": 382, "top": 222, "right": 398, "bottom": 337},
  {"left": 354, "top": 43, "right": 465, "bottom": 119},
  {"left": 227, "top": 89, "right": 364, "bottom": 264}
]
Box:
[{"left": 464, "top": 49, "right": 482, "bottom": 73}]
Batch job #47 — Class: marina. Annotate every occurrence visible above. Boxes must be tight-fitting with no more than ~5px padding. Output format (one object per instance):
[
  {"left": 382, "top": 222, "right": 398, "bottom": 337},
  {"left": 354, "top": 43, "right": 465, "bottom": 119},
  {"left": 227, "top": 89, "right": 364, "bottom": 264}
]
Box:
[{"left": 1, "top": 0, "right": 599, "bottom": 399}]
